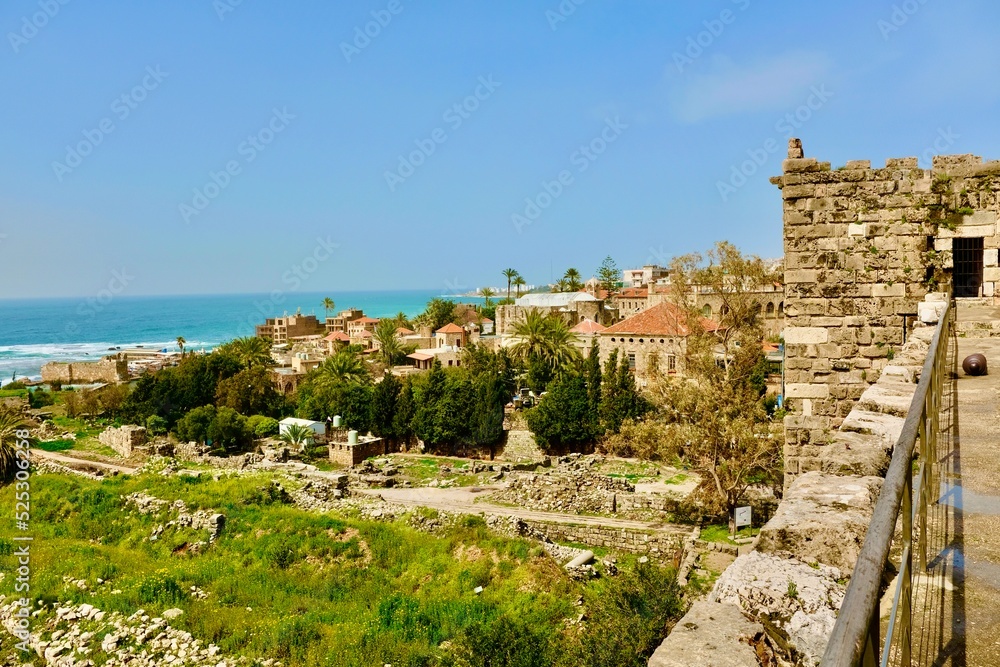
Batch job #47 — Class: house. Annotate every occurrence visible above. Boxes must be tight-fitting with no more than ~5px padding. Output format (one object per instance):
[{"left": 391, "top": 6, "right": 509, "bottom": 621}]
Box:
[
  {"left": 325, "top": 309, "right": 364, "bottom": 334},
  {"left": 495, "top": 291, "right": 608, "bottom": 335},
  {"left": 324, "top": 331, "right": 351, "bottom": 355},
  {"left": 622, "top": 264, "right": 669, "bottom": 288},
  {"left": 570, "top": 318, "right": 607, "bottom": 355},
  {"left": 291, "top": 353, "right": 322, "bottom": 374},
  {"left": 598, "top": 302, "right": 718, "bottom": 380},
  {"left": 406, "top": 323, "right": 468, "bottom": 370}
]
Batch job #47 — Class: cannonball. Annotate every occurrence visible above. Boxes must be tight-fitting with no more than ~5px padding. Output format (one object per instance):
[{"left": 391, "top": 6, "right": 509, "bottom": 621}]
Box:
[{"left": 963, "top": 353, "right": 988, "bottom": 376}]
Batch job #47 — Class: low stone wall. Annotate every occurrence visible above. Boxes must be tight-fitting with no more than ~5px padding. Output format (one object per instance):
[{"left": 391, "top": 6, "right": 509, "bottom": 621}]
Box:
[
  {"left": 98, "top": 425, "right": 147, "bottom": 457},
  {"left": 520, "top": 519, "right": 690, "bottom": 561},
  {"left": 651, "top": 309, "right": 938, "bottom": 666},
  {"left": 41, "top": 357, "right": 127, "bottom": 384},
  {"left": 328, "top": 437, "right": 387, "bottom": 467}
]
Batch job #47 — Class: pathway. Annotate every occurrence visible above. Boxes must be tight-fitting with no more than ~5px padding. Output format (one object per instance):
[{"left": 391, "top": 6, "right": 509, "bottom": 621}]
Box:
[{"left": 31, "top": 448, "right": 139, "bottom": 476}]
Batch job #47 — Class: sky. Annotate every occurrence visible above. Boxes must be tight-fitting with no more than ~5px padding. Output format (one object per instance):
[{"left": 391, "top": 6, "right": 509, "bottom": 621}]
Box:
[{"left": 2, "top": 0, "right": 1000, "bottom": 299}]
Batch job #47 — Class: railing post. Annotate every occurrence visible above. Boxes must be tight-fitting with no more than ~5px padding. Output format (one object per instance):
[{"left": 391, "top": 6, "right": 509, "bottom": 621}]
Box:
[{"left": 902, "top": 460, "right": 913, "bottom": 665}]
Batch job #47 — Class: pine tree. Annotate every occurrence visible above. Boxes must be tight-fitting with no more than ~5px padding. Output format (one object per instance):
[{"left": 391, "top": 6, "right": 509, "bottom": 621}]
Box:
[{"left": 370, "top": 371, "right": 402, "bottom": 442}]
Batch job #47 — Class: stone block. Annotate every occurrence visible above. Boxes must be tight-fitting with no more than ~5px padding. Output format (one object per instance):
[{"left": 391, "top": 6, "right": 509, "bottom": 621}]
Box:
[
  {"left": 785, "top": 327, "right": 830, "bottom": 345},
  {"left": 847, "top": 222, "right": 867, "bottom": 237},
  {"left": 985, "top": 249, "right": 999, "bottom": 267},
  {"left": 857, "top": 381, "right": 916, "bottom": 417},
  {"left": 934, "top": 237, "right": 953, "bottom": 252},
  {"left": 984, "top": 267, "right": 1000, "bottom": 282},
  {"left": 648, "top": 601, "right": 762, "bottom": 667},
  {"left": 985, "top": 282, "right": 996, "bottom": 298},
  {"left": 840, "top": 410, "right": 905, "bottom": 444},
  {"left": 785, "top": 269, "right": 819, "bottom": 284},
  {"left": 786, "top": 384, "right": 830, "bottom": 399},
  {"left": 711, "top": 552, "right": 846, "bottom": 667},
  {"left": 872, "top": 283, "right": 905, "bottom": 298},
  {"left": 756, "top": 472, "right": 883, "bottom": 574},
  {"left": 819, "top": 431, "right": 892, "bottom": 477},
  {"left": 918, "top": 300, "right": 947, "bottom": 324},
  {"left": 844, "top": 160, "right": 871, "bottom": 170}
]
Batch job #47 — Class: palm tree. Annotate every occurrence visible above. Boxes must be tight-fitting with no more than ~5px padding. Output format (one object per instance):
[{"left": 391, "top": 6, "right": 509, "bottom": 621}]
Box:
[
  {"left": 480, "top": 287, "right": 496, "bottom": 308},
  {"left": 322, "top": 297, "right": 336, "bottom": 321},
  {"left": 510, "top": 311, "right": 580, "bottom": 372},
  {"left": 218, "top": 337, "right": 273, "bottom": 369},
  {"left": 278, "top": 423, "right": 314, "bottom": 451},
  {"left": 513, "top": 275, "right": 527, "bottom": 298},
  {"left": 502, "top": 268, "right": 519, "bottom": 301},
  {"left": 373, "top": 319, "right": 404, "bottom": 366},
  {"left": 176, "top": 336, "right": 186, "bottom": 357},
  {"left": 393, "top": 311, "right": 412, "bottom": 329},
  {"left": 315, "top": 349, "right": 370, "bottom": 387},
  {"left": 0, "top": 406, "right": 33, "bottom": 482},
  {"left": 563, "top": 268, "right": 583, "bottom": 292}
]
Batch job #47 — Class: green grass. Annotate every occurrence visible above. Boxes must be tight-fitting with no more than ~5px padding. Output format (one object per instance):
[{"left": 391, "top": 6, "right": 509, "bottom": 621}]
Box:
[
  {"left": 0, "top": 388, "right": 28, "bottom": 399},
  {"left": 36, "top": 439, "right": 76, "bottom": 452},
  {"left": 0, "top": 471, "right": 685, "bottom": 667},
  {"left": 699, "top": 524, "right": 756, "bottom": 543}
]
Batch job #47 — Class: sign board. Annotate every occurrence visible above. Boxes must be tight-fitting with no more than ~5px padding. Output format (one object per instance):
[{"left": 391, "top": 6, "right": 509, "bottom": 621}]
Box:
[{"left": 734, "top": 506, "right": 752, "bottom": 529}]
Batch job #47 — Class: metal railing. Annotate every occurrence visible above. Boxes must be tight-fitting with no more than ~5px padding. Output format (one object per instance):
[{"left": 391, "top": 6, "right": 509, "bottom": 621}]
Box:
[{"left": 820, "top": 298, "right": 954, "bottom": 667}]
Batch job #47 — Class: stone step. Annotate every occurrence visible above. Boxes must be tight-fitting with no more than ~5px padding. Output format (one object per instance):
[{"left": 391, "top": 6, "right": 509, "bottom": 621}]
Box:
[
  {"left": 857, "top": 381, "right": 917, "bottom": 417},
  {"left": 818, "top": 431, "right": 891, "bottom": 477},
  {"left": 840, "top": 409, "right": 904, "bottom": 444}
]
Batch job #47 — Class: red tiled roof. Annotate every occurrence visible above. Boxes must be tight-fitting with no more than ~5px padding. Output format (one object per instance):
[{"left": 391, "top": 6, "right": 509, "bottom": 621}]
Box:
[
  {"left": 602, "top": 302, "right": 718, "bottom": 337},
  {"left": 396, "top": 327, "right": 416, "bottom": 335},
  {"left": 407, "top": 352, "right": 434, "bottom": 362},
  {"left": 356, "top": 330, "right": 373, "bottom": 338},
  {"left": 355, "top": 316, "right": 380, "bottom": 324},
  {"left": 324, "top": 332, "right": 350, "bottom": 342},
  {"left": 570, "top": 318, "right": 607, "bottom": 334},
  {"left": 436, "top": 323, "right": 465, "bottom": 334}
]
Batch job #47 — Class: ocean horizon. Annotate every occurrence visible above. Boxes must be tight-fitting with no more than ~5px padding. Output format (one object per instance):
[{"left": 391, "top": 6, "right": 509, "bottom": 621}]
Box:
[{"left": 0, "top": 289, "right": 485, "bottom": 381}]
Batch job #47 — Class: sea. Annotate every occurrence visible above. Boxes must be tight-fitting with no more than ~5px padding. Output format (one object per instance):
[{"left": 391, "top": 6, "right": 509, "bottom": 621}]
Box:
[{"left": 0, "top": 290, "right": 484, "bottom": 382}]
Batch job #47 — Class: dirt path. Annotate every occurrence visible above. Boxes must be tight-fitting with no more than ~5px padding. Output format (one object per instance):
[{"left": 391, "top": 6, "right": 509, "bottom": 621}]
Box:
[
  {"left": 357, "top": 486, "right": 688, "bottom": 534},
  {"left": 32, "top": 448, "right": 139, "bottom": 475}
]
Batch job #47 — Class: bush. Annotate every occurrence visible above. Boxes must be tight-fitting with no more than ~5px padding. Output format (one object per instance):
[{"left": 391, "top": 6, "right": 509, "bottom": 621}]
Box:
[
  {"left": 2, "top": 381, "right": 26, "bottom": 390},
  {"left": 29, "top": 389, "right": 55, "bottom": 409},
  {"left": 246, "top": 415, "right": 279, "bottom": 438},
  {"left": 145, "top": 415, "right": 168, "bottom": 436}
]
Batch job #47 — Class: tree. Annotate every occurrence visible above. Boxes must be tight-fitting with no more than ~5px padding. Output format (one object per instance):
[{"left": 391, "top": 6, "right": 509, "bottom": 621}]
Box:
[
  {"left": 562, "top": 267, "right": 584, "bottom": 292},
  {"left": 513, "top": 275, "right": 526, "bottom": 298},
  {"left": 393, "top": 377, "right": 415, "bottom": 446},
  {"left": 597, "top": 255, "right": 620, "bottom": 296},
  {"left": 370, "top": 371, "right": 402, "bottom": 442},
  {"left": 246, "top": 415, "right": 279, "bottom": 438},
  {"left": 207, "top": 406, "right": 250, "bottom": 452},
  {"left": 217, "top": 337, "right": 273, "bottom": 370},
  {"left": 0, "top": 406, "right": 33, "bottom": 483},
  {"left": 145, "top": 414, "right": 168, "bottom": 436},
  {"left": 416, "top": 298, "right": 458, "bottom": 332},
  {"left": 480, "top": 287, "right": 496, "bottom": 306},
  {"left": 176, "top": 336, "right": 186, "bottom": 357},
  {"left": 599, "top": 351, "right": 651, "bottom": 434},
  {"left": 313, "top": 349, "right": 370, "bottom": 387},
  {"left": 322, "top": 297, "right": 336, "bottom": 320},
  {"left": 584, "top": 339, "right": 602, "bottom": 419},
  {"left": 525, "top": 373, "right": 595, "bottom": 451},
  {"left": 502, "top": 268, "right": 519, "bottom": 301},
  {"left": 174, "top": 405, "right": 217, "bottom": 444},
  {"left": 278, "top": 423, "right": 314, "bottom": 449},
  {"left": 471, "top": 370, "right": 507, "bottom": 453},
  {"left": 373, "top": 319, "right": 405, "bottom": 366},
  {"left": 215, "top": 366, "right": 286, "bottom": 418},
  {"left": 510, "top": 311, "right": 581, "bottom": 382}
]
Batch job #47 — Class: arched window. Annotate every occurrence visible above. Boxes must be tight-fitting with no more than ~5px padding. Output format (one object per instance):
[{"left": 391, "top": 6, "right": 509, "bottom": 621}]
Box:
[
  {"left": 778, "top": 301, "right": 784, "bottom": 314},
  {"left": 720, "top": 305, "right": 730, "bottom": 317},
  {"left": 701, "top": 304, "right": 712, "bottom": 317},
  {"left": 766, "top": 302, "right": 775, "bottom": 316}
]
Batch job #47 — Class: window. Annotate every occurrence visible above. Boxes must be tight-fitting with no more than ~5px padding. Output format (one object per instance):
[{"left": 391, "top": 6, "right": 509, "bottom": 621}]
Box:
[
  {"left": 702, "top": 304, "right": 712, "bottom": 317},
  {"left": 627, "top": 353, "right": 636, "bottom": 370},
  {"left": 766, "top": 302, "right": 775, "bottom": 316},
  {"left": 667, "top": 354, "right": 676, "bottom": 372}
]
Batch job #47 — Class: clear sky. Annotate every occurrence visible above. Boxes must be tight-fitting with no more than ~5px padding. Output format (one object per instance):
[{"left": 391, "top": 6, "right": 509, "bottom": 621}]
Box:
[{"left": 2, "top": 0, "right": 999, "bottom": 299}]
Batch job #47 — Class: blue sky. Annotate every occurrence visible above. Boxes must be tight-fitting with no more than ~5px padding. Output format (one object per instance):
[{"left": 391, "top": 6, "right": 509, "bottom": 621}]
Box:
[{"left": 2, "top": 0, "right": 999, "bottom": 299}]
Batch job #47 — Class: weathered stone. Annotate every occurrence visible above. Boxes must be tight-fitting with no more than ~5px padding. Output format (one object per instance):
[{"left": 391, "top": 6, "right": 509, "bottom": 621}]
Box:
[
  {"left": 648, "top": 601, "right": 762, "bottom": 667},
  {"left": 840, "top": 409, "right": 904, "bottom": 444},
  {"left": 756, "top": 472, "right": 882, "bottom": 574},
  {"left": 711, "top": 551, "right": 846, "bottom": 667},
  {"left": 819, "top": 431, "right": 891, "bottom": 477},
  {"left": 857, "top": 381, "right": 916, "bottom": 417}
]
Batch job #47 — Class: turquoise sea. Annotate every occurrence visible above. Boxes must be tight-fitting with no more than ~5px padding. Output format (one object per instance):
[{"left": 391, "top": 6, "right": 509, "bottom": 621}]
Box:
[{"left": 0, "top": 290, "right": 482, "bottom": 381}]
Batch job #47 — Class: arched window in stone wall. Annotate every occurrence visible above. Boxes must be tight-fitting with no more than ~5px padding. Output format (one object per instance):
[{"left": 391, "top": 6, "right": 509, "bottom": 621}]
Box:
[
  {"left": 766, "top": 302, "right": 775, "bottom": 316},
  {"left": 702, "top": 304, "right": 712, "bottom": 317},
  {"left": 720, "top": 305, "right": 730, "bottom": 317},
  {"left": 778, "top": 301, "right": 784, "bottom": 314}
]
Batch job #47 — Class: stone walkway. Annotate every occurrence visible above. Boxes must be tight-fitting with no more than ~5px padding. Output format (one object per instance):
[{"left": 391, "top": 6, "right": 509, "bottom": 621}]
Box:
[{"left": 904, "top": 305, "right": 1000, "bottom": 666}]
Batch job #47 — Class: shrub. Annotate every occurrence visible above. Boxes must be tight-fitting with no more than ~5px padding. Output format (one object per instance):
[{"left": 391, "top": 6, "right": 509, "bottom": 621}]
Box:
[
  {"left": 2, "top": 381, "right": 26, "bottom": 390},
  {"left": 246, "top": 415, "right": 279, "bottom": 438},
  {"left": 145, "top": 415, "right": 168, "bottom": 436}
]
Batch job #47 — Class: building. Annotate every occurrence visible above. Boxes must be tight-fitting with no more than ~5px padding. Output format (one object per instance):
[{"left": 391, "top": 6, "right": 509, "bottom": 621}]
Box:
[
  {"left": 325, "top": 309, "right": 365, "bottom": 334},
  {"left": 569, "top": 318, "right": 607, "bottom": 355},
  {"left": 598, "top": 302, "right": 718, "bottom": 380},
  {"left": 255, "top": 313, "right": 325, "bottom": 344},
  {"left": 278, "top": 417, "right": 326, "bottom": 446},
  {"left": 406, "top": 323, "right": 469, "bottom": 370},
  {"left": 622, "top": 264, "right": 669, "bottom": 288},
  {"left": 324, "top": 331, "right": 351, "bottom": 355},
  {"left": 328, "top": 430, "right": 389, "bottom": 466},
  {"left": 347, "top": 316, "right": 380, "bottom": 340},
  {"left": 495, "top": 291, "right": 607, "bottom": 335}
]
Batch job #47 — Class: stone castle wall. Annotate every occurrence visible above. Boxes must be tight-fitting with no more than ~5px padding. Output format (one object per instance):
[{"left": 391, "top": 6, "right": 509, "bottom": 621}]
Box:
[
  {"left": 773, "top": 139, "right": 1000, "bottom": 482},
  {"left": 42, "top": 356, "right": 128, "bottom": 384}
]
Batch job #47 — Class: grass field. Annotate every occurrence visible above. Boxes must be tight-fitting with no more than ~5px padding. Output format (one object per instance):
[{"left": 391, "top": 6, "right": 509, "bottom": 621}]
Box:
[{"left": 0, "top": 471, "right": 685, "bottom": 666}]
